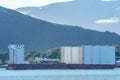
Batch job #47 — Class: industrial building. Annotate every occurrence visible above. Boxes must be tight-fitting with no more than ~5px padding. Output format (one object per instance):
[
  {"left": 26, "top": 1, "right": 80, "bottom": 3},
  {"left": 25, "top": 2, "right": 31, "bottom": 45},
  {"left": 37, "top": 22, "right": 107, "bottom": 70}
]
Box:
[
  {"left": 61, "top": 46, "right": 115, "bottom": 65},
  {"left": 8, "top": 45, "right": 25, "bottom": 64}
]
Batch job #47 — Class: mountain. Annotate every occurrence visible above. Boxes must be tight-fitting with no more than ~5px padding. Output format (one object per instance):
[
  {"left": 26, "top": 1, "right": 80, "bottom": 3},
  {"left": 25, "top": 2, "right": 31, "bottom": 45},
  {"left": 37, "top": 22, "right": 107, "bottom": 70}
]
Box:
[
  {"left": 0, "top": 6, "right": 120, "bottom": 51},
  {"left": 16, "top": 0, "right": 120, "bottom": 35}
]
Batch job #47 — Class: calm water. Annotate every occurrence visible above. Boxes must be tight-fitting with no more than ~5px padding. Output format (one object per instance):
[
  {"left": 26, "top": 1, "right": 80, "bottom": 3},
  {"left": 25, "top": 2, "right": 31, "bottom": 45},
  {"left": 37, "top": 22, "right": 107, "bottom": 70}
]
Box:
[{"left": 0, "top": 68, "right": 120, "bottom": 80}]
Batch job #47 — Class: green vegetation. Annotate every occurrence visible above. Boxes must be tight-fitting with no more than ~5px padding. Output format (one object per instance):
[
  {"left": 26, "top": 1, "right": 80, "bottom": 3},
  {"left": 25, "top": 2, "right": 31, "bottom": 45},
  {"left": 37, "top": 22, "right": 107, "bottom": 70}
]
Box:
[
  {"left": 24, "top": 47, "right": 61, "bottom": 64},
  {"left": 115, "top": 45, "right": 120, "bottom": 60},
  {"left": 0, "top": 51, "right": 9, "bottom": 65}
]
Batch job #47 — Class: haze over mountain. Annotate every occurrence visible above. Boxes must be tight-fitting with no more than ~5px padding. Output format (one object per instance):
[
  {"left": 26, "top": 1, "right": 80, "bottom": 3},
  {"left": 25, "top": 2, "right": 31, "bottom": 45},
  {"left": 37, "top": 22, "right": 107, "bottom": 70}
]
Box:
[
  {"left": 16, "top": 0, "right": 120, "bottom": 35},
  {"left": 0, "top": 6, "right": 120, "bottom": 51}
]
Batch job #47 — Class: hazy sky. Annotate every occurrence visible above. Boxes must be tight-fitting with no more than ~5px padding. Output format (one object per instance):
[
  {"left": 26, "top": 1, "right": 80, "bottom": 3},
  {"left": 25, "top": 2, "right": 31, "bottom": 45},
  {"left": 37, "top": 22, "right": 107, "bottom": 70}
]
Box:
[{"left": 0, "top": 0, "right": 73, "bottom": 9}]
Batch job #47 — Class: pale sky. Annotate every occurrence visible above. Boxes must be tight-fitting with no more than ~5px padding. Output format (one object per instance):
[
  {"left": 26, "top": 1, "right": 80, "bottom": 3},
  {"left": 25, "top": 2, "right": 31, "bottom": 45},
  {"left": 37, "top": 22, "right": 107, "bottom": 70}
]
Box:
[{"left": 0, "top": 0, "right": 73, "bottom": 9}]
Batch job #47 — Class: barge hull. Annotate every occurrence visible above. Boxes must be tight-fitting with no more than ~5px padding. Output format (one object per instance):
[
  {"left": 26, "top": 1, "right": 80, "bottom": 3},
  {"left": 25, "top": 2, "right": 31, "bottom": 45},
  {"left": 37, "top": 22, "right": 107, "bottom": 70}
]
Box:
[{"left": 6, "top": 64, "right": 115, "bottom": 70}]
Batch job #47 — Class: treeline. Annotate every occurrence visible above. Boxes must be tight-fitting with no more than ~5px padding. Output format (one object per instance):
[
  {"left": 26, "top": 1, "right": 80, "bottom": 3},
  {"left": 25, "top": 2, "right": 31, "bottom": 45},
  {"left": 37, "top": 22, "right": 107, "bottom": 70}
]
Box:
[
  {"left": 0, "top": 46, "right": 120, "bottom": 65},
  {"left": 115, "top": 45, "right": 120, "bottom": 60},
  {"left": 24, "top": 47, "right": 61, "bottom": 63},
  {"left": 0, "top": 51, "right": 9, "bottom": 65}
]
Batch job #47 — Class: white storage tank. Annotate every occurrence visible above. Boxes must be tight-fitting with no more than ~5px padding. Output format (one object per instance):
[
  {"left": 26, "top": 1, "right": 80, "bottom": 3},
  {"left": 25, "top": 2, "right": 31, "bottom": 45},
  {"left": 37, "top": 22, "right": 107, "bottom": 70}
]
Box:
[
  {"left": 79, "top": 47, "right": 83, "bottom": 64},
  {"left": 61, "top": 46, "right": 83, "bottom": 64},
  {"left": 8, "top": 45, "right": 25, "bottom": 64},
  {"left": 60, "top": 46, "right": 115, "bottom": 65},
  {"left": 100, "top": 46, "right": 107, "bottom": 64},
  {"left": 92, "top": 46, "right": 100, "bottom": 64},
  {"left": 16, "top": 45, "right": 24, "bottom": 64},
  {"left": 61, "top": 46, "right": 72, "bottom": 64},
  {"left": 83, "top": 46, "right": 92, "bottom": 64},
  {"left": 71, "top": 47, "right": 80, "bottom": 64},
  {"left": 8, "top": 45, "right": 17, "bottom": 64},
  {"left": 107, "top": 46, "right": 115, "bottom": 64}
]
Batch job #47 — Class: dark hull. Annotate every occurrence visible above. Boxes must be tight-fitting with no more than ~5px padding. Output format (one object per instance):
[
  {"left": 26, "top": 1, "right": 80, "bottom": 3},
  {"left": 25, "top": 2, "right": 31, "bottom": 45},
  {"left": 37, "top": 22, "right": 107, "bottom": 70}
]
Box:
[{"left": 6, "top": 64, "right": 115, "bottom": 70}]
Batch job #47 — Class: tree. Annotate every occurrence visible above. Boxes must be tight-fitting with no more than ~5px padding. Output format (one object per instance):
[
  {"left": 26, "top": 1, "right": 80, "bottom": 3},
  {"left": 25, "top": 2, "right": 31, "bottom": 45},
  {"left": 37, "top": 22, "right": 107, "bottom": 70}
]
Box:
[{"left": 0, "top": 59, "right": 2, "bottom": 65}]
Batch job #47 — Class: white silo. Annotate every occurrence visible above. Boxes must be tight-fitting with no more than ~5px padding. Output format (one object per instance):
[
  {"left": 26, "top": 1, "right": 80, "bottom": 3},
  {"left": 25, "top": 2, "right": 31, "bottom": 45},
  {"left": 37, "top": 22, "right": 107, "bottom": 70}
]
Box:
[
  {"left": 60, "top": 46, "right": 115, "bottom": 65},
  {"left": 61, "top": 46, "right": 72, "bottom": 64},
  {"left": 8, "top": 45, "right": 25, "bottom": 64},
  {"left": 61, "top": 46, "right": 83, "bottom": 64}
]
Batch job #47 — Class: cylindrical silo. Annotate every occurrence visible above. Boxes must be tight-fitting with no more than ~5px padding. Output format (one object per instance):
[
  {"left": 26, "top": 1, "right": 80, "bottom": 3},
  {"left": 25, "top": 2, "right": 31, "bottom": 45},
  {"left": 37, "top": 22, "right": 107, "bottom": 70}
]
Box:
[
  {"left": 71, "top": 47, "right": 80, "bottom": 64},
  {"left": 92, "top": 46, "right": 100, "bottom": 64},
  {"left": 83, "top": 46, "right": 92, "bottom": 64},
  {"left": 60, "top": 46, "right": 72, "bottom": 64},
  {"left": 79, "top": 47, "right": 83, "bottom": 64}
]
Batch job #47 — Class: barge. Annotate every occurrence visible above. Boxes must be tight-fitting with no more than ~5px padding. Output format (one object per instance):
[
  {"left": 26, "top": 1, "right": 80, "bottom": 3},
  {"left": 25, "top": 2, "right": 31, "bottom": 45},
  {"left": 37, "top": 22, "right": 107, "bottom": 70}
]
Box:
[{"left": 7, "top": 45, "right": 116, "bottom": 70}]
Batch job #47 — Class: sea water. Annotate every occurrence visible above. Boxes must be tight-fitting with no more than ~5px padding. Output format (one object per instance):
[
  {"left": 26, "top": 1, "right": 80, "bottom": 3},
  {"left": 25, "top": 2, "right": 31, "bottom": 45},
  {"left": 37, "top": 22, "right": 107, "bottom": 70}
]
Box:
[{"left": 0, "top": 68, "right": 120, "bottom": 80}]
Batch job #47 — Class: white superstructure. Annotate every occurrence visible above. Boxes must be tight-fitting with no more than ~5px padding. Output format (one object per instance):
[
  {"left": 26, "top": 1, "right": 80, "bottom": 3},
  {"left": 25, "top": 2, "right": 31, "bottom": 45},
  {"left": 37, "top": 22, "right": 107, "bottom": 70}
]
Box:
[{"left": 8, "top": 45, "right": 25, "bottom": 64}]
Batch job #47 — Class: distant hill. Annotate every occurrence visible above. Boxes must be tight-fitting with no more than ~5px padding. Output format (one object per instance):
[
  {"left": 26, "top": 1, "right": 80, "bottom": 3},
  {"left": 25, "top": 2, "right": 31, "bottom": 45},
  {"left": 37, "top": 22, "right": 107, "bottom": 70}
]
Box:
[
  {"left": 0, "top": 6, "right": 120, "bottom": 51},
  {"left": 16, "top": 0, "right": 120, "bottom": 35}
]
